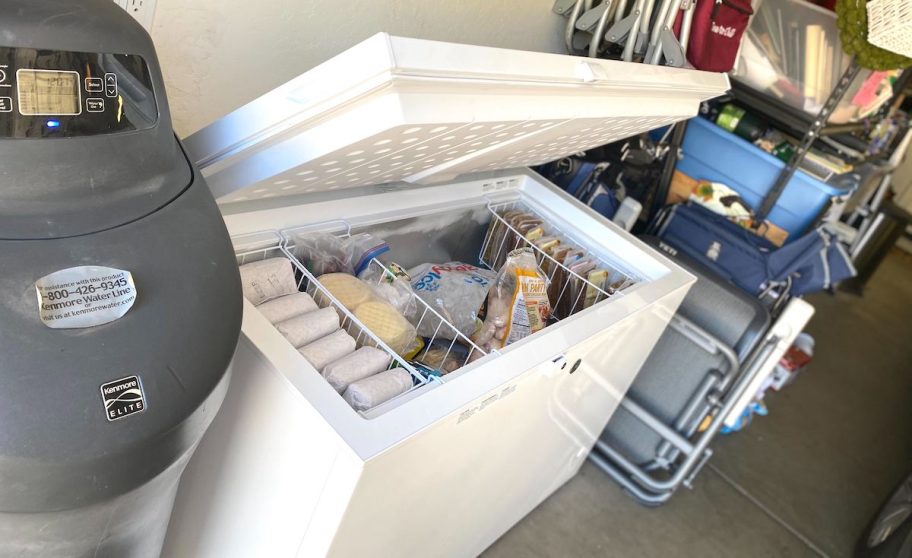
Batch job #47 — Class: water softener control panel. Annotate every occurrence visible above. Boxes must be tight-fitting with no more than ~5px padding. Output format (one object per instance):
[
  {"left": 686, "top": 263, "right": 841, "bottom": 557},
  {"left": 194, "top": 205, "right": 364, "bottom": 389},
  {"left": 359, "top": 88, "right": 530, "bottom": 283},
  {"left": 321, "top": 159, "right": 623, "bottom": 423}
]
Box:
[{"left": 0, "top": 47, "right": 157, "bottom": 138}]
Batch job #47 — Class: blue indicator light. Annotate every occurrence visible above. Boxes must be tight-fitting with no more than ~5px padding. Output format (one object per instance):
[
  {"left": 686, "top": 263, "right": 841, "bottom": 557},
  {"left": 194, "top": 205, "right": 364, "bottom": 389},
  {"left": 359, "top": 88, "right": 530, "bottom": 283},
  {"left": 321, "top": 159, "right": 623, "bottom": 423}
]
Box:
[{"left": 46, "top": 120, "right": 60, "bottom": 128}]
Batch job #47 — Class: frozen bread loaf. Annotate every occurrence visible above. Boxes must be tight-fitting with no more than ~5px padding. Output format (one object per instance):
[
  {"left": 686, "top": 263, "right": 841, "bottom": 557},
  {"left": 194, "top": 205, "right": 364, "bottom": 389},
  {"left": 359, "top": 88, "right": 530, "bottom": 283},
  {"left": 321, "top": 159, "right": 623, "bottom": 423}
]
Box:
[
  {"left": 343, "top": 369, "right": 414, "bottom": 411},
  {"left": 322, "top": 346, "right": 392, "bottom": 393},
  {"left": 317, "top": 273, "right": 374, "bottom": 310},
  {"left": 256, "top": 292, "right": 318, "bottom": 324},
  {"left": 353, "top": 300, "right": 416, "bottom": 355},
  {"left": 276, "top": 307, "right": 339, "bottom": 348},
  {"left": 239, "top": 257, "right": 298, "bottom": 305},
  {"left": 298, "top": 329, "right": 356, "bottom": 371}
]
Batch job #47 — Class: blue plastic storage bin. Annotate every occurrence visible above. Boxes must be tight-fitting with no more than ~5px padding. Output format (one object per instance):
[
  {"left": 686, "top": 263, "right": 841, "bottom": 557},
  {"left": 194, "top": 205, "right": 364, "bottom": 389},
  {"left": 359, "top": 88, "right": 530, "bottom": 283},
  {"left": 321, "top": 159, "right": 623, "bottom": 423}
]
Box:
[{"left": 677, "top": 116, "right": 852, "bottom": 237}]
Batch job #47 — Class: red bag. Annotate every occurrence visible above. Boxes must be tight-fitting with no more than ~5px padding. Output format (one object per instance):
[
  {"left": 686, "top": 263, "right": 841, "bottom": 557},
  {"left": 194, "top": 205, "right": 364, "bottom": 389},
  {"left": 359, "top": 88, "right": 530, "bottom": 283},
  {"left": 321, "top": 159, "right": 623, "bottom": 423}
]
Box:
[{"left": 674, "top": 0, "right": 754, "bottom": 73}]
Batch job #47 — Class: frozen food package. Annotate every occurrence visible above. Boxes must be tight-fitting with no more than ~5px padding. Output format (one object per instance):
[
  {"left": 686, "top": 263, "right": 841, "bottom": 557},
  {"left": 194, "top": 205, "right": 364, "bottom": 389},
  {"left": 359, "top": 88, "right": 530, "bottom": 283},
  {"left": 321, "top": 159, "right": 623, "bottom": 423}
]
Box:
[
  {"left": 275, "top": 307, "right": 339, "bottom": 348},
  {"left": 516, "top": 218, "right": 545, "bottom": 243},
  {"left": 534, "top": 236, "right": 561, "bottom": 257},
  {"left": 412, "top": 339, "right": 471, "bottom": 375},
  {"left": 547, "top": 248, "right": 583, "bottom": 309},
  {"left": 583, "top": 269, "right": 610, "bottom": 309},
  {"left": 317, "top": 273, "right": 375, "bottom": 310},
  {"left": 354, "top": 300, "right": 418, "bottom": 355},
  {"left": 298, "top": 329, "right": 357, "bottom": 371},
  {"left": 496, "top": 213, "right": 537, "bottom": 269},
  {"left": 239, "top": 257, "right": 298, "bottom": 305},
  {"left": 543, "top": 244, "right": 572, "bottom": 284},
  {"left": 488, "top": 211, "right": 531, "bottom": 269},
  {"left": 342, "top": 368, "right": 415, "bottom": 411},
  {"left": 408, "top": 262, "right": 495, "bottom": 339},
  {"left": 560, "top": 258, "right": 596, "bottom": 318},
  {"left": 290, "top": 232, "right": 351, "bottom": 275},
  {"left": 535, "top": 237, "right": 562, "bottom": 280},
  {"left": 322, "top": 346, "right": 392, "bottom": 394},
  {"left": 400, "top": 336, "right": 426, "bottom": 361},
  {"left": 359, "top": 262, "right": 417, "bottom": 319},
  {"left": 473, "top": 248, "right": 551, "bottom": 351},
  {"left": 344, "top": 233, "right": 391, "bottom": 277},
  {"left": 482, "top": 209, "right": 524, "bottom": 265},
  {"left": 607, "top": 266, "right": 636, "bottom": 292},
  {"left": 256, "top": 292, "right": 318, "bottom": 324}
]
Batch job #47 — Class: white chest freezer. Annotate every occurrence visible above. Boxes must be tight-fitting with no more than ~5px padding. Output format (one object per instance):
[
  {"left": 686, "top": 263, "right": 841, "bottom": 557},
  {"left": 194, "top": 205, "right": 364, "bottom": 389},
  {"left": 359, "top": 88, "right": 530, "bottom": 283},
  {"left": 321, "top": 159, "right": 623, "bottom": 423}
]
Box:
[{"left": 162, "top": 34, "right": 729, "bottom": 558}]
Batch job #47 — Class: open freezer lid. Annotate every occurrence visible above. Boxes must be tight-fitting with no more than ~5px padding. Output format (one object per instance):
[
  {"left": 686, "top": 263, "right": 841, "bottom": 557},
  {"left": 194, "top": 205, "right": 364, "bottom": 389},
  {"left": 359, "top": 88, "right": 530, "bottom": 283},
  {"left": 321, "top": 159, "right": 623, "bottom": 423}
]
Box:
[{"left": 186, "top": 33, "right": 729, "bottom": 204}]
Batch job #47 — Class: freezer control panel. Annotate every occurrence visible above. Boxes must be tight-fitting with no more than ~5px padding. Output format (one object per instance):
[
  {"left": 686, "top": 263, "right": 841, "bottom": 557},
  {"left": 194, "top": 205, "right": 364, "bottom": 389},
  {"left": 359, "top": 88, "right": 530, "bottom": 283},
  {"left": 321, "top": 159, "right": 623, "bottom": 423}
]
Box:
[{"left": 0, "top": 46, "right": 158, "bottom": 138}]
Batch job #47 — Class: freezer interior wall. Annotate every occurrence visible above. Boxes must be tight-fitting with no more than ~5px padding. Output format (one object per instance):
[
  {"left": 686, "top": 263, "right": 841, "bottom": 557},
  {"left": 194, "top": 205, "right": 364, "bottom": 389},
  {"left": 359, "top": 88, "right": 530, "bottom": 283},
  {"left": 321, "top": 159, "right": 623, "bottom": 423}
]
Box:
[
  {"left": 345, "top": 202, "right": 642, "bottom": 282},
  {"left": 347, "top": 207, "right": 492, "bottom": 270}
]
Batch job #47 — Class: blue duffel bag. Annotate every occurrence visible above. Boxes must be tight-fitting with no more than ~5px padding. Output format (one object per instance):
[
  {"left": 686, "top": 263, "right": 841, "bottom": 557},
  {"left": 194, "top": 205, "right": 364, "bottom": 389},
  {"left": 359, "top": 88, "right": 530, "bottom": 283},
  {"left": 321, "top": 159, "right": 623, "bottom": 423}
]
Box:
[
  {"left": 655, "top": 203, "right": 855, "bottom": 296},
  {"left": 537, "top": 159, "right": 601, "bottom": 200}
]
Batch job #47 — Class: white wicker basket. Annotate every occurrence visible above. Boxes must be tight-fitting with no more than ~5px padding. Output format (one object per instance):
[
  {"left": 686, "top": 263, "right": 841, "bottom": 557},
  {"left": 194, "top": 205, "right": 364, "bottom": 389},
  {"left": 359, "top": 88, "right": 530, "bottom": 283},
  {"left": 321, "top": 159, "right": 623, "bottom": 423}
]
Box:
[{"left": 867, "top": 0, "right": 912, "bottom": 58}]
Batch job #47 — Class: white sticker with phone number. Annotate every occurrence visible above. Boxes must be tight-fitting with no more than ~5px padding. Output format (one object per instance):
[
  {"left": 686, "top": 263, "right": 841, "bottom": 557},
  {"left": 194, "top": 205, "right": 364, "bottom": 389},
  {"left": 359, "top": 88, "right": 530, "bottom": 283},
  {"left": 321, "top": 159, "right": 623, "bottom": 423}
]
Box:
[{"left": 34, "top": 266, "right": 136, "bottom": 329}]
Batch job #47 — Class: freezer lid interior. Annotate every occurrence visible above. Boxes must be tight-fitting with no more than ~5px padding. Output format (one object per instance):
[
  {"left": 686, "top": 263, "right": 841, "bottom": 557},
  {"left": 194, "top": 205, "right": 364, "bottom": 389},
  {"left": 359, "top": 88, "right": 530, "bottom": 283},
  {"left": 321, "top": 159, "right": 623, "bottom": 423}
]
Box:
[{"left": 186, "top": 33, "right": 730, "bottom": 205}]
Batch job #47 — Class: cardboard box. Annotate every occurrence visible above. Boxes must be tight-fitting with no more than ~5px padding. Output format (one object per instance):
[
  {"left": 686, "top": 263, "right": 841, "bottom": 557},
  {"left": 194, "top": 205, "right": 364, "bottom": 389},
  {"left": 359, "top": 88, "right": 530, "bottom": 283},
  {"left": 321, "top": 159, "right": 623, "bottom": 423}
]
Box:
[
  {"left": 754, "top": 220, "right": 789, "bottom": 247},
  {"left": 667, "top": 170, "right": 699, "bottom": 205}
]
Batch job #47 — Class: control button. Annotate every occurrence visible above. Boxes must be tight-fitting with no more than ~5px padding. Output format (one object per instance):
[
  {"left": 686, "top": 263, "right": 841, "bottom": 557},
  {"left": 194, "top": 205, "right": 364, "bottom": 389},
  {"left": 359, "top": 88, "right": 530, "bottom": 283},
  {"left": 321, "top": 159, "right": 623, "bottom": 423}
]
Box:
[
  {"left": 0, "top": 66, "right": 9, "bottom": 88},
  {"left": 104, "top": 73, "right": 117, "bottom": 97},
  {"left": 0, "top": 69, "right": 6, "bottom": 83},
  {"left": 85, "top": 77, "right": 103, "bottom": 93},
  {"left": 86, "top": 98, "right": 105, "bottom": 112},
  {"left": 0, "top": 97, "right": 11, "bottom": 112}
]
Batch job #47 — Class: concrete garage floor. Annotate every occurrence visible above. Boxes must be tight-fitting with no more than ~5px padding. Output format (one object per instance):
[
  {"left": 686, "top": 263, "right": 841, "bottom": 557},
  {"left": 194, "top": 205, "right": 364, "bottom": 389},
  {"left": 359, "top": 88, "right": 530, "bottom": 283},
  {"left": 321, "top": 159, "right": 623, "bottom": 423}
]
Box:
[{"left": 484, "top": 248, "right": 912, "bottom": 557}]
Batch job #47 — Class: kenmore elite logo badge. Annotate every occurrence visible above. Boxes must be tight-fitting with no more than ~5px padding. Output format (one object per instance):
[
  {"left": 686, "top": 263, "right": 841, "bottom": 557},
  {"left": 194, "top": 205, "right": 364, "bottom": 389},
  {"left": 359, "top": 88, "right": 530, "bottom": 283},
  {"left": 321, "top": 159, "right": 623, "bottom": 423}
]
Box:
[{"left": 100, "top": 375, "right": 146, "bottom": 421}]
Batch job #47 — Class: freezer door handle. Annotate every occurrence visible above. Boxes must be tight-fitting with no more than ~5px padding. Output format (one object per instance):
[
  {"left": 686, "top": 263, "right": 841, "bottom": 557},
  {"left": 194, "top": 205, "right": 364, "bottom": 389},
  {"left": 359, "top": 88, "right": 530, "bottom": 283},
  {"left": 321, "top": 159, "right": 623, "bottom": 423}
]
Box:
[
  {"left": 574, "top": 61, "right": 608, "bottom": 82},
  {"left": 546, "top": 355, "right": 582, "bottom": 377},
  {"left": 546, "top": 354, "right": 568, "bottom": 377}
]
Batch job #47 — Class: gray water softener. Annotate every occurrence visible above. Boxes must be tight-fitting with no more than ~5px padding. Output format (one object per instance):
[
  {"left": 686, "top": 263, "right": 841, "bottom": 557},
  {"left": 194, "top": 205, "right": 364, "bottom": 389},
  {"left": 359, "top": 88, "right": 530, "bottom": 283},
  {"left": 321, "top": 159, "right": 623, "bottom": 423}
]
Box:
[{"left": 0, "top": 1, "right": 242, "bottom": 556}]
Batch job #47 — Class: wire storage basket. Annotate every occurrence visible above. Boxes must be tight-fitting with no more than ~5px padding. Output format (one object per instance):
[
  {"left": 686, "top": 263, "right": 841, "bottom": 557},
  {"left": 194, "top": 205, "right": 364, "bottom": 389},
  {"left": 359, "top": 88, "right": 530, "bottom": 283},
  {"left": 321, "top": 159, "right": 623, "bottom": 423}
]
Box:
[
  {"left": 866, "top": 0, "right": 912, "bottom": 58},
  {"left": 233, "top": 231, "right": 442, "bottom": 416},
  {"left": 479, "top": 199, "right": 639, "bottom": 321}
]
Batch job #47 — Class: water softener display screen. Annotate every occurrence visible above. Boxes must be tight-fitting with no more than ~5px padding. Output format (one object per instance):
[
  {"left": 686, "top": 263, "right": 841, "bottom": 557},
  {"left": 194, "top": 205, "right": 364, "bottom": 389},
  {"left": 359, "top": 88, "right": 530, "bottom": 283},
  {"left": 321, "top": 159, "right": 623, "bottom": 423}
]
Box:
[
  {"left": 17, "top": 70, "right": 81, "bottom": 115},
  {"left": 0, "top": 47, "right": 158, "bottom": 138}
]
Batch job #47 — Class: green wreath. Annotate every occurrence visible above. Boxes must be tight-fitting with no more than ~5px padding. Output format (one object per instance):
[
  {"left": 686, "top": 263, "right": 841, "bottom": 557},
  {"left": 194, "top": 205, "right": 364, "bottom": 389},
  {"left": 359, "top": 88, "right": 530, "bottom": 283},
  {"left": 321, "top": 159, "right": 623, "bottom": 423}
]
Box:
[{"left": 837, "top": 0, "right": 912, "bottom": 70}]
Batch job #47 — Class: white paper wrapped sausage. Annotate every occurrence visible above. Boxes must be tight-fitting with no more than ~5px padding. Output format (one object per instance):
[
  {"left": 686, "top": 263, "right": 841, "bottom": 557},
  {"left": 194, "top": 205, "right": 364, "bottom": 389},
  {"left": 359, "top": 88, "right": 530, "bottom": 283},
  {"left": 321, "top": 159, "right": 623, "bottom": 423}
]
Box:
[
  {"left": 322, "top": 346, "right": 392, "bottom": 394},
  {"left": 275, "top": 307, "right": 339, "bottom": 348},
  {"left": 342, "top": 368, "right": 414, "bottom": 411},
  {"left": 238, "top": 257, "right": 298, "bottom": 305},
  {"left": 298, "top": 329, "right": 356, "bottom": 371},
  {"left": 256, "top": 292, "right": 318, "bottom": 324}
]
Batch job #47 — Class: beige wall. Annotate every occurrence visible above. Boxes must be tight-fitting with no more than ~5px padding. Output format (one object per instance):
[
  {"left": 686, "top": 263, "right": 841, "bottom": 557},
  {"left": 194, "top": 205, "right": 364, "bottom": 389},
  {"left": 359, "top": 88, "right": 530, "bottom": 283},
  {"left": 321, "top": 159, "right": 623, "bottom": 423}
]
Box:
[{"left": 150, "top": 0, "right": 565, "bottom": 137}]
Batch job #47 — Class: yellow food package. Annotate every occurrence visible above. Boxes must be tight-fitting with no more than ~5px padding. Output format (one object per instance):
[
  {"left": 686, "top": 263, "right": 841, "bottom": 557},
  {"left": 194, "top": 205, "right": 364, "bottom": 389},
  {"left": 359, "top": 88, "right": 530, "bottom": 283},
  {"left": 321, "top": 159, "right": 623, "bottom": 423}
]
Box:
[
  {"left": 584, "top": 269, "right": 610, "bottom": 309},
  {"left": 473, "top": 247, "right": 551, "bottom": 351}
]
